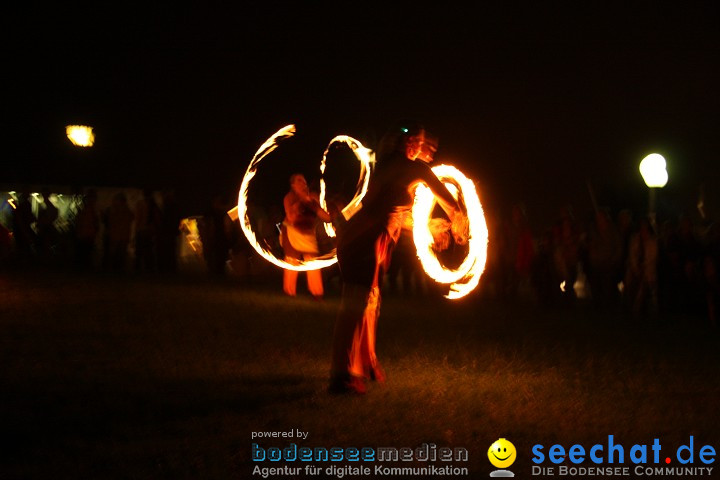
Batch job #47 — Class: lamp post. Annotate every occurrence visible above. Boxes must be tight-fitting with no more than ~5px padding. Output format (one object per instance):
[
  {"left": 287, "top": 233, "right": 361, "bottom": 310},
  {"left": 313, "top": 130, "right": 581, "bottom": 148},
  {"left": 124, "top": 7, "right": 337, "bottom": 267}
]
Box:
[
  {"left": 65, "top": 124, "right": 95, "bottom": 207},
  {"left": 66, "top": 125, "right": 95, "bottom": 147},
  {"left": 639, "top": 153, "right": 668, "bottom": 230}
]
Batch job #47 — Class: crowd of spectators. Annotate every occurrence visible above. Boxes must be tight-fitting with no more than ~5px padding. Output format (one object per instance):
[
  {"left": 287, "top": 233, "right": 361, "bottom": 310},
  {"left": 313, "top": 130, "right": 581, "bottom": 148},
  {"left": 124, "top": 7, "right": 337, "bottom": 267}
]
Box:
[
  {"left": 1, "top": 188, "right": 183, "bottom": 275},
  {"left": 486, "top": 202, "right": 719, "bottom": 325},
  {"left": 2, "top": 187, "right": 718, "bottom": 325}
]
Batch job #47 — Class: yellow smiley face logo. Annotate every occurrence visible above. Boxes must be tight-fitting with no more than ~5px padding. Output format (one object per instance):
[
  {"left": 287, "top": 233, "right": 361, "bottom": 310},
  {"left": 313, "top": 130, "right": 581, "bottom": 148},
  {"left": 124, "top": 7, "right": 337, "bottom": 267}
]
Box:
[{"left": 488, "top": 438, "right": 516, "bottom": 469}]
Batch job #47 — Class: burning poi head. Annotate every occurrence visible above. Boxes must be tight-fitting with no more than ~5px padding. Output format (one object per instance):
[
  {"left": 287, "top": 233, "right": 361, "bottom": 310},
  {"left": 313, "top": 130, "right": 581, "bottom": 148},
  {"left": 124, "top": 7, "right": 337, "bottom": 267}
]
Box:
[{"left": 413, "top": 165, "right": 488, "bottom": 299}]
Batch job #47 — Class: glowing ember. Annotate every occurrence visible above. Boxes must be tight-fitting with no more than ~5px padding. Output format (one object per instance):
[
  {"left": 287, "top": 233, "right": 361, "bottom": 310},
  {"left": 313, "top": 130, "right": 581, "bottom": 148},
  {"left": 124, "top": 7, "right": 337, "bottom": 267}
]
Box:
[
  {"left": 412, "top": 165, "right": 488, "bottom": 299},
  {"left": 319, "top": 136, "right": 374, "bottom": 237},
  {"left": 66, "top": 125, "right": 95, "bottom": 147},
  {"left": 237, "top": 125, "right": 338, "bottom": 272}
]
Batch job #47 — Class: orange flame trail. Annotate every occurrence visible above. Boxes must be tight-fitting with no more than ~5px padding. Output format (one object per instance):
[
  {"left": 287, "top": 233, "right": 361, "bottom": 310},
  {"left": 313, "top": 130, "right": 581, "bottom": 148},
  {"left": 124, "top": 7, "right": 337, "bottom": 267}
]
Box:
[
  {"left": 236, "top": 127, "right": 488, "bottom": 291},
  {"left": 319, "top": 135, "right": 374, "bottom": 237},
  {"left": 412, "top": 165, "right": 488, "bottom": 299},
  {"left": 237, "top": 125, "right": 337, "bottom": 271}
]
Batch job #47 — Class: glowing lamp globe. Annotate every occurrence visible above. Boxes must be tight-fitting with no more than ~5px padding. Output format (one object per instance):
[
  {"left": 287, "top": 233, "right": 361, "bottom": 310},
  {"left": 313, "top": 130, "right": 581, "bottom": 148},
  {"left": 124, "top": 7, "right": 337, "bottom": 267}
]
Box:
[
  {"left": 639, "top": 153, "right": 668, "bottom": 188},
  {"left": 66, "top": 125, "right": 95, "bottom": 147}
]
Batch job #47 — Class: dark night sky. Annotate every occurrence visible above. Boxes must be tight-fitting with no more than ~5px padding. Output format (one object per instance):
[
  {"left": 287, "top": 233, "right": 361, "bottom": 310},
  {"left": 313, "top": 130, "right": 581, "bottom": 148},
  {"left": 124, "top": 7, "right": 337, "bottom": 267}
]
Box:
[{"left": 3, "top": 3, "right": 719, "bottom": 228}]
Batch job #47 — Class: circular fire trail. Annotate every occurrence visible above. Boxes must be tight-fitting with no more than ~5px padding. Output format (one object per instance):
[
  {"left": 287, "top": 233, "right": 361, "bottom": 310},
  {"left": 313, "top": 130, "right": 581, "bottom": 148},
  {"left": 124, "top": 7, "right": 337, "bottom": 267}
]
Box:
[
  {"left": 412, "top": 165, "right": 488, "bottom": 299},
  {"left": 236, "top": 125, "right": 337, "bottom": 271},
  {"left": 236, "top": 125, "right": 372, "bottom": 272},
  {"left": 237, "top": 127, "right": 488, "bottom": 293},
  {"left": 319, "top": 135, "right": 374, "bottom": 237}
]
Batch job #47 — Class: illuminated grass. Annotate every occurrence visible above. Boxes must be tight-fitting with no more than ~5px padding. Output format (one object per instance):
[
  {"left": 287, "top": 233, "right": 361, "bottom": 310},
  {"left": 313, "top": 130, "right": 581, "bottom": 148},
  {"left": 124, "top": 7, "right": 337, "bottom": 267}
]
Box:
[{"left": 1, "top": 272, "right": 718, "bottom": 478}]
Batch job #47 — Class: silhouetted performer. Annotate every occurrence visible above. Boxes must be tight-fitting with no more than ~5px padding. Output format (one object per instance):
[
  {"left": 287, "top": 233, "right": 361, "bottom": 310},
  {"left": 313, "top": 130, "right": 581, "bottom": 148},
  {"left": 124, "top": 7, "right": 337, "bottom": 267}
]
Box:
[{"left": 329, "top": 121, "right": 467, "bottom": 394}]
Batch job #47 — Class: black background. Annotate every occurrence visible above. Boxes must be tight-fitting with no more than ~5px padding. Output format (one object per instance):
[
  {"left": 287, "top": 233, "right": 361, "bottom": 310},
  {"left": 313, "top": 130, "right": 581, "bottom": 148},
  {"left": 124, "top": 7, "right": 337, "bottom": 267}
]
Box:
[{"left": 4, "top": 3, "right": 719, "bottom": 228}]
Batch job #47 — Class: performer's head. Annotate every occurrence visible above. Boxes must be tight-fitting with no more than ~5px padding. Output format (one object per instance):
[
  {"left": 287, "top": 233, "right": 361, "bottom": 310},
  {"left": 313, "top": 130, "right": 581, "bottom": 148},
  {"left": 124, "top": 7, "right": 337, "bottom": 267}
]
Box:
[
  {"left": 404, "top": 128, "right": 426, "bottom": 161},
  {"left": 289, "top": 173, "right": 309, "bottom": 196},
  {"left": 378, "top": 120, "right": 434, "bottom": 162},
  {"left": 378, "top": 121, "right": 425, "bottom": 160}
]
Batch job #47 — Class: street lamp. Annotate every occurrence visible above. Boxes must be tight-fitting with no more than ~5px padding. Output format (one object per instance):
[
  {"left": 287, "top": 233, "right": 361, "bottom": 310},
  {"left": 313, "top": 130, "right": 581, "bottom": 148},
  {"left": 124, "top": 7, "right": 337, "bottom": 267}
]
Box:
[
  {"left": 639, "top": 153, "right": 668, "bottom": 229},
  {"left": 66, "top": 125, "right": 95, "bottom": 147}
]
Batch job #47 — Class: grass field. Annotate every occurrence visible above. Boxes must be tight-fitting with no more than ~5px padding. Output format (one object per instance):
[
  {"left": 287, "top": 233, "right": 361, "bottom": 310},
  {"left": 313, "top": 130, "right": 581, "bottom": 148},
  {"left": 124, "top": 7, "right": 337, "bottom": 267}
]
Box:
[{"left": 1, "top": 269, "right": 719, "bottom": 479}]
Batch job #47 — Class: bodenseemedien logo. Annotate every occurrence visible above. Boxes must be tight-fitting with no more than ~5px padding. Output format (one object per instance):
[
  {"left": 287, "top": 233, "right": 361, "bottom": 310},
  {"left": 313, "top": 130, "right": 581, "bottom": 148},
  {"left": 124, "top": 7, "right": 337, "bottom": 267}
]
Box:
[{"left": 488, "top": 438, "right": 516, "bottom": 477}]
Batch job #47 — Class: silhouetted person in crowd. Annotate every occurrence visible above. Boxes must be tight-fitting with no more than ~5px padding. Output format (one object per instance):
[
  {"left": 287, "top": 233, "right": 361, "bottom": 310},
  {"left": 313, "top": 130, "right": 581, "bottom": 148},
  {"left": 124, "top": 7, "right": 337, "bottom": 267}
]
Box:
[
  {"left": 105, "top": 192, "right": 135, "bottom": 272},
  {"left": 616, "top": 209, "right": 635, "bottom": 288},
  {"left": 157, "top": 189, "right": 183, "bottom": 274},
  {"left": 74, "top": 189, "right": 100, "bottom": 271},
  {"left": 624, "top": 217, "right": 659, "bottom": 317},
  {"left": 553, "top": 207, "right": 582, "bottom": 306},
  {"left": 36, "top": 189, "right": 59, "bottom": 264},
  {"left": 676, "top": 215, "right": 705, "bottom": 316},
  {"left": 702, "top": 222, "right": 720, "bottom": 326},
  {"left": 199, "top": 195, "right": 232, "bottom": 277},
  {"left": 497, "top": 204, "right": 535, "bottom": 300},
  {"left": 586, "top": 208, "right": 622, "bottom": 310},
  {"left": 0, "top": 221, "right": 11, "bottom": 266},
  {"left": 134, "top": 189, "right": 161, "bottom": 272},
  {"left": 661, "top": 215, "right": 704, "bottom": 317},
  {"left": 11, "top": 191, "right": 36, "bottom": 265},
  {"left": 531, "top": 228, "right": 561, "bottom": 307}
]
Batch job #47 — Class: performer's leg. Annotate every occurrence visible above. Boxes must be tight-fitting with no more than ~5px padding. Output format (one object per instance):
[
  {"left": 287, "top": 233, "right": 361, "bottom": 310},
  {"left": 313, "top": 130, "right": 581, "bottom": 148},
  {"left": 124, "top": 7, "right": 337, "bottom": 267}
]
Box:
[
  {"left": 283, "top": 264, "right": 299, "bottom": 296},
  {"left": 304, "top": 254, "right": 324, "bottom": 298},
  {"left": 360, "top": 233, "right": 390, "bottom": 381},
  {"left": 331, "top": 283, "right": 370, "bottom": 379},
  {"left": 360, "top": 285, "right": 384, "bottom": 381}
]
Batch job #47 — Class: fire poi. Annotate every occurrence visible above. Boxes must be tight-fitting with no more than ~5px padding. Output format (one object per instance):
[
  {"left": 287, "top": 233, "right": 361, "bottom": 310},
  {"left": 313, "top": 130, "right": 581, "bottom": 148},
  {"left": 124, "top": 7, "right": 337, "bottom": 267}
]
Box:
[
  {"left": 413, "top": 165, "right": 488, "bottom": 299},
  {"left": 319, "top": 135, "right": 374, "bottom": 238},
  {"left": 233, "top": 124, "right": 369, "bottom": 271},
  {"left": 234, "top": 124, "right": 489, "bottom": 297}
]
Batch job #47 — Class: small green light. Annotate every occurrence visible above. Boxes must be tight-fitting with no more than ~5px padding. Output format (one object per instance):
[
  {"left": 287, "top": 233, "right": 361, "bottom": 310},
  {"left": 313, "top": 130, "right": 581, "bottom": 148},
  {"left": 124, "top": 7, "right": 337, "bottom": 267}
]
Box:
[{"left": 401, "top": 127, "right": 409, "bottom": 133}]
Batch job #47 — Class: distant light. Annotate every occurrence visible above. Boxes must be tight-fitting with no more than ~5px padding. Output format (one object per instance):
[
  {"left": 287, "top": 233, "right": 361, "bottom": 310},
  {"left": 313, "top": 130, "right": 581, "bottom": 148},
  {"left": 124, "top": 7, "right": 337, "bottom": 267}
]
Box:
[
  {"left": 401, "top": 127, "right": 409, "bottom": 133},
  {"left": 66, "top": 125, "right": 95, "bottom": 147},
  {"left": 639, "top": 153, "right": 668, "bottom": 188}
]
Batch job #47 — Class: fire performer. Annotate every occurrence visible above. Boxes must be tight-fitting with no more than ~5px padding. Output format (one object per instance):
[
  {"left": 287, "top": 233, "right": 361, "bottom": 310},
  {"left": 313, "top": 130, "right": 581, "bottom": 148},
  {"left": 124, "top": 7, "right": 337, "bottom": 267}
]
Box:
[
  {"left": 282, "top": 174, "right": 332, "bottom": 298},
  {"left": 329, "top": 121, "right": 468, "bottom": 394}
]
